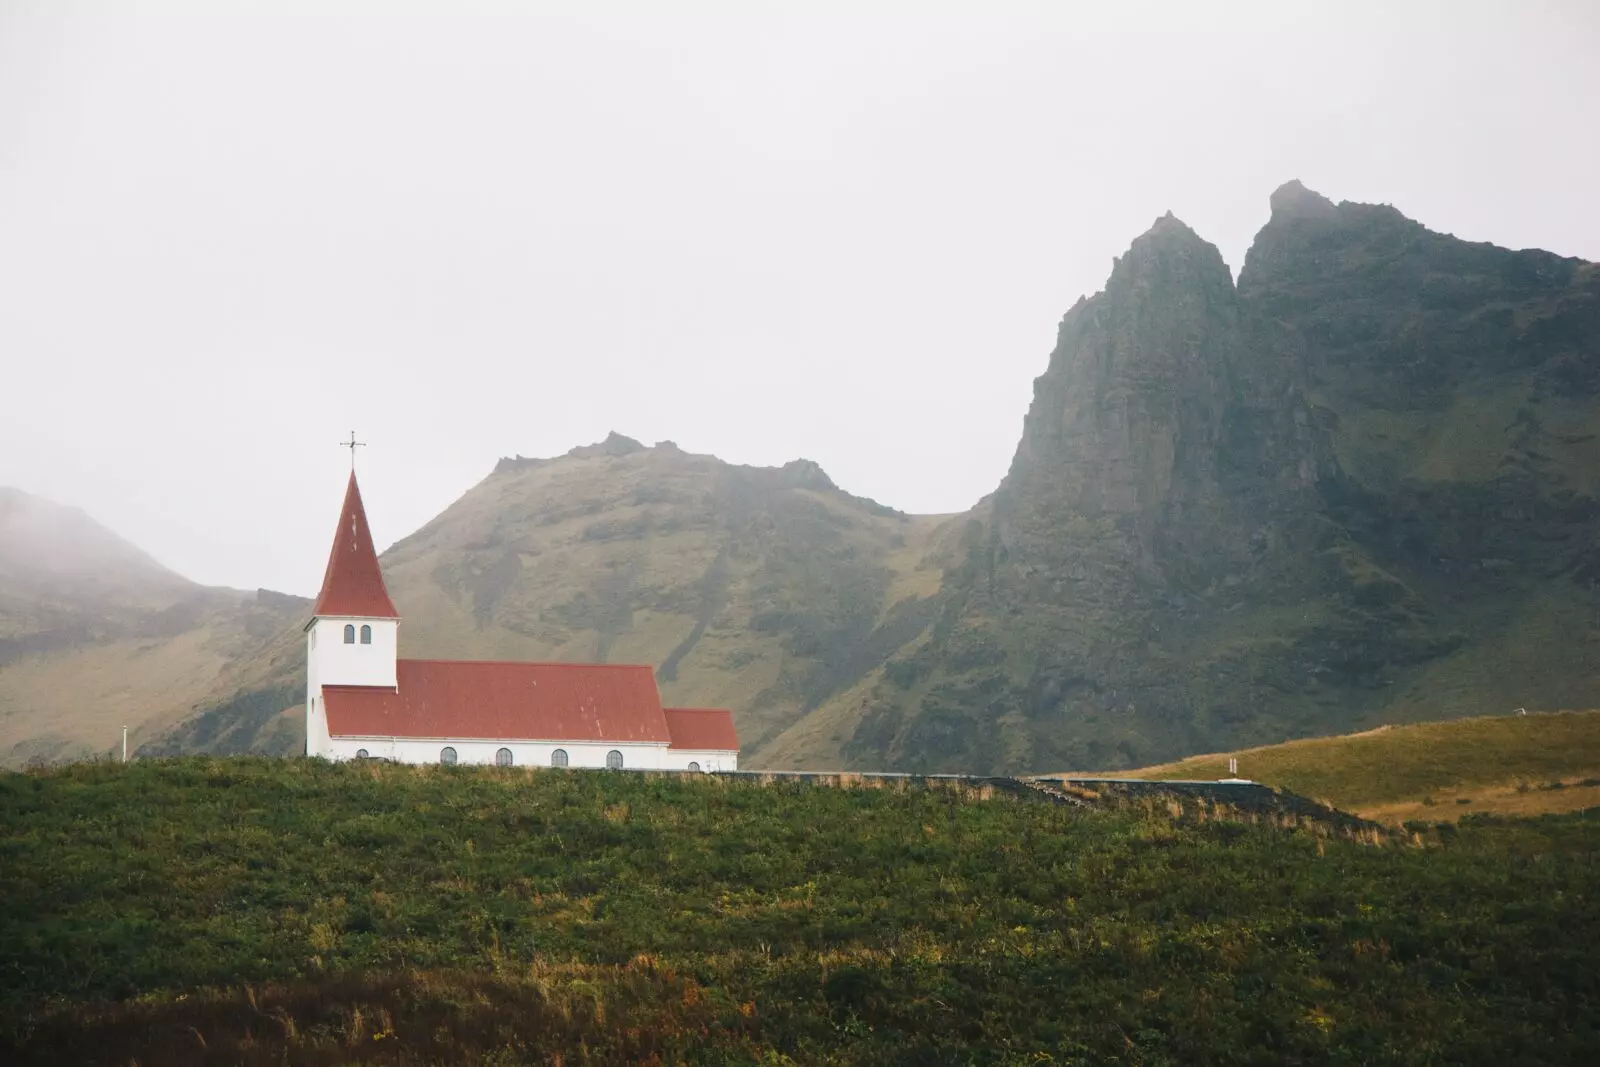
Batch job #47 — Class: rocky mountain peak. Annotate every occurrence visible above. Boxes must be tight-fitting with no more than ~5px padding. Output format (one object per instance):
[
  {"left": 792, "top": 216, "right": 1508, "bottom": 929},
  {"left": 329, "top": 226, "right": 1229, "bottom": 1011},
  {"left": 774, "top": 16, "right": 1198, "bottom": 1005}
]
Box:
[
  {"left": 1124, "top": 210, "right": 1211, "bottom": 256},
  {"left": 568, "top": 431, "right": 647, "bottom": 459},
  {"left": 998, "top": 204, "right": 1300, "bottom": 557},
  {"left": 1108, "top": 211, "right": 1235, "bottom": 300},
  {"left": 772, "top": 458, "right": 837, "bottom": 493},
  {"left": 1268, "top": 179, "right": 1337, "bottom": 220},
  {"left": 1240, "top": 182, "right": 1361, "bottom": 293},
  {"left": 495, "top": 432, "right": 653, "bottom": 475}
]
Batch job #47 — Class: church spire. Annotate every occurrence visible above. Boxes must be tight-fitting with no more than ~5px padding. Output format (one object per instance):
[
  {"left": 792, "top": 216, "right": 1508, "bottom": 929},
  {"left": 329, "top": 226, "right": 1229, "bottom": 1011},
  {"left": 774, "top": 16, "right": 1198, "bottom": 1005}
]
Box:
[{"left": 313, "top": 471, "right": 399, "bottom": 619}]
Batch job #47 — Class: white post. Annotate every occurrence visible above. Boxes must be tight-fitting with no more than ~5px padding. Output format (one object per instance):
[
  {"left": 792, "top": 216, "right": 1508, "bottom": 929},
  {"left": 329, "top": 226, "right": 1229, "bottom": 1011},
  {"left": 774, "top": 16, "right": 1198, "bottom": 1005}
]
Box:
[
  {"left": 1228, "top": 757, "right": 1238, "bottom": 776},
  {"left": 122, "top": 726, "right": 128, "bottom": 763}
]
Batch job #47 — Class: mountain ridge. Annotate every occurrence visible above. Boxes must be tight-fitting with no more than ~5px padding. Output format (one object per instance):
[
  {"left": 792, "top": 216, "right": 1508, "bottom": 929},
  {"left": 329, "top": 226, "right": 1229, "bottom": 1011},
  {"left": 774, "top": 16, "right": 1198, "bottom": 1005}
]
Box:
[
  {"left": 4, "top": 180, "right": 1596, "bottom": 772},
  {"left": 766, "top": 180, "right": 1599, "bottom": 772}
]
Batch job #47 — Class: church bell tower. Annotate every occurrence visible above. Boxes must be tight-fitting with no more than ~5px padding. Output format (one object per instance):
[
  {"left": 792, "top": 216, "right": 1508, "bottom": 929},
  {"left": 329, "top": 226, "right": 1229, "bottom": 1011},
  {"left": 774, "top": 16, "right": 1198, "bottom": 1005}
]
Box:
[{"left": 305, "top": 467, "right": 400, "bottom": 757}]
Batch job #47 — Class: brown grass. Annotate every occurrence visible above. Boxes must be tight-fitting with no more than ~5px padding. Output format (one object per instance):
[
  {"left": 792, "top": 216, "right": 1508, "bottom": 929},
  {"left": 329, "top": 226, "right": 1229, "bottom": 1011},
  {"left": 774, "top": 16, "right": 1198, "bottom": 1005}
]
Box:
[
  {"left": 1362, "top": 777, "right": 1600, "bottom": 825},
  {"left": 1082, "top": 709, "right": 1600, "bottom": 823},
  {"left": 6, "top": 965, "right": 744, "bottom": 1066}
]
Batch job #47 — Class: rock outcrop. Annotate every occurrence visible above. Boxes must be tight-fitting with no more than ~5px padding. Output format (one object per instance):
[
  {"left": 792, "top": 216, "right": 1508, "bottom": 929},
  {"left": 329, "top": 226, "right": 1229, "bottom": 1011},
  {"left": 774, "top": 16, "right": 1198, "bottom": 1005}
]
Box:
[{"left": 834, "top": 185, "right": 1599, "bottom": 773}]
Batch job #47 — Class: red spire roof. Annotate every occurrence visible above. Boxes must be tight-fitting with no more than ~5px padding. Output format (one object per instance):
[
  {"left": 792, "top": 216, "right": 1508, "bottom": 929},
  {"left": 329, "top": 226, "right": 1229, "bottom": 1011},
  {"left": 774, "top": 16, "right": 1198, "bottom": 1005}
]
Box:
[{"left": 313, "top": 472, "right": 399, "bottom": 619}]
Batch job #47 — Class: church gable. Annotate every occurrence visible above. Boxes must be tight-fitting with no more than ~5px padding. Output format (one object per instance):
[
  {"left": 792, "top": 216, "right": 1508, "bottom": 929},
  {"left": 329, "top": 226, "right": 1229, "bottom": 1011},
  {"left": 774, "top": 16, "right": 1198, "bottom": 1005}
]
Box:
[{"left": 663, "top": 708, "right": 739, "bottom": 751}]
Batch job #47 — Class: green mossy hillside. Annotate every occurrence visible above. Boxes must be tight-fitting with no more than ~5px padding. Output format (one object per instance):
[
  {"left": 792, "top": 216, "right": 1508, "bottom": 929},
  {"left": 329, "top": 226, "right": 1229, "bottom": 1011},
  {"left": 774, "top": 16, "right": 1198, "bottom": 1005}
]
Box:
[{"left": 3, "top": 758, "right": 1597, "bottom": 1064}]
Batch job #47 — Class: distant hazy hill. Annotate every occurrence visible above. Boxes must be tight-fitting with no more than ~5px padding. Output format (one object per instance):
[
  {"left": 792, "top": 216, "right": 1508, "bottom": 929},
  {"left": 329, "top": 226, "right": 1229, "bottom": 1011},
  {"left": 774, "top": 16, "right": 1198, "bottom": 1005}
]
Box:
[
  {"left": 15, "top": 181, "right": 1600, "bottom": 773},
  {"left": 1107, "top": 709, "right": 1600, "bottom": 825},
  {"left": 0, "top": 487, "right": 187, "bottom": 605},
  {"left": 0, "top": 488, "right": 307, "bottom": 766}
]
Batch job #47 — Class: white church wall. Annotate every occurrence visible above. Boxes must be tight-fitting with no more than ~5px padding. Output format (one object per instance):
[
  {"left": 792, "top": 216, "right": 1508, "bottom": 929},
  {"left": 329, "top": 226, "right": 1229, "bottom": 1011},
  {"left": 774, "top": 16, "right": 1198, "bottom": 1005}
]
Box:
[
  {"left": 308, "top": 617, "right": 399, "bottom": 689},
  {"left": 305, "top": 629, "right": 332, "bottom": 759},
  {"left": 322, "top": 737, "right": 737, "bottom": 772},
  {"left": 306, "top": 695, "right": 333, "bottom": 759},
  {"left": 327, "top": 737, "right": 670, "bottom": 770},
  {"left": 660, "top": 749, "right": 739, "bottom": 772}
]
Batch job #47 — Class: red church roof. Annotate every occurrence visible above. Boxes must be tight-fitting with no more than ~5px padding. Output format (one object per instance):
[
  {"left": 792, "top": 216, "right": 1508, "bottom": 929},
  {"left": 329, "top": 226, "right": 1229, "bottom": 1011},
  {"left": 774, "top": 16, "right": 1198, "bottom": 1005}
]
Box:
[
  {"left": 313, "top": 472, "right": 399, "bottom": 619},
  {"left": 323, "top": 659, "right": 675, "bottom": 743},
  {"left": 663, "top": 708, "right": 740, "bottom": 751}
]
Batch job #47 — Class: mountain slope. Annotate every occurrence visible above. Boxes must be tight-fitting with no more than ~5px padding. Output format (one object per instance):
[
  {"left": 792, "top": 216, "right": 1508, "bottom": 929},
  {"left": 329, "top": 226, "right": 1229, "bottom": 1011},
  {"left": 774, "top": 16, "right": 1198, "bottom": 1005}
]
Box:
[
  {"left": 0, "top": 487, "right": 188, "bottom": 607},
  {"left": 1238, "top": 180, "right": 1600, "bottom": 723},
  {"left": 377, "top": 434, "right": 956, "bottom": 757},
  {"left": 1105, "top": 708, "right": 1600, "bottom": 824},
  {"left": 0, "top": 489, "right": 306, "bottom": 766},
  {"left": 139, "top": 435, "right": 961, "bottom": 763},
  {"left": 768, "top": 185, "right": 1599, "bottom": 774}
]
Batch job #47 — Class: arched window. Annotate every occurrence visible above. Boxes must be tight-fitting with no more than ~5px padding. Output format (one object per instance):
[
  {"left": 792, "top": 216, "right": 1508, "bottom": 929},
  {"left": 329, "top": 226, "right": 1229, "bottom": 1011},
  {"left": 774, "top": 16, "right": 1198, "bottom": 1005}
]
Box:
[
  {"left": 360, "top": 624, "right": 372, "bottom": 644},
  {"left": 343, "top": 624, "right": 356, "bottom": 644},
  {"left": 440, "top": 746, "right": 458, "bottom": 765},
  {"left": 496, "top": 747, "right": 513, "bottom": 767},
  {"left": 606, "top": 749, "right": 624, "bottom": 770},
  {"left": 550, "top": 748, "right": 568, "bottom": 768},
  {"left": 355, "top": 748, "right": 369, "bottom": 759},
  {"left": 687, "top": 761, "right": 701, "bottom": 773}
]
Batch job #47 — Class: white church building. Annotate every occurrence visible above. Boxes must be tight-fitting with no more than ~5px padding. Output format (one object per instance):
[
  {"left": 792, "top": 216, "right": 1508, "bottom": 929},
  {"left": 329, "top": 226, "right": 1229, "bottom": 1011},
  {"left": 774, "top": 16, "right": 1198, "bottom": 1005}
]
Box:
[{"left": 305, "top": 471, "right": 739, "bottom": 772}]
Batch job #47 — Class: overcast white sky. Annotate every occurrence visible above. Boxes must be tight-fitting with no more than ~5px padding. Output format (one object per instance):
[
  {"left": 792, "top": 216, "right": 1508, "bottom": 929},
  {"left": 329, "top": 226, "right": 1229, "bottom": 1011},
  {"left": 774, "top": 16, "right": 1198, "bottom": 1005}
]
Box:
[{"left": 2, "top": 1, "right": 1597, "bottom": 596}]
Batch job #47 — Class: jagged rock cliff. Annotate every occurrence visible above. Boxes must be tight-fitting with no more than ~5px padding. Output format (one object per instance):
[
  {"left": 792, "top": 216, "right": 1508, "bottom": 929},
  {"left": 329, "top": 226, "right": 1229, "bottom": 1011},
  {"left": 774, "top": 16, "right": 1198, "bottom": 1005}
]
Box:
[
  {"left": 1239, "top": 180, "right": 1600, "bottom": 727},
  {"left": 813, "top": 184, "right": 1599, "bottom": 773}
]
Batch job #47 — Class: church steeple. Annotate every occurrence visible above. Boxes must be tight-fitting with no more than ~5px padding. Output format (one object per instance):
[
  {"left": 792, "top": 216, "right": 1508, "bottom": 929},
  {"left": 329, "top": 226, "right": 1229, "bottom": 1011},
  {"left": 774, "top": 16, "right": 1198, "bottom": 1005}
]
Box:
[
  {"left": 313, "top": 471, "right": 399, "bottom": 619},
  {"left": 306, "top": 468, "right": 400, "bottom": 756}
]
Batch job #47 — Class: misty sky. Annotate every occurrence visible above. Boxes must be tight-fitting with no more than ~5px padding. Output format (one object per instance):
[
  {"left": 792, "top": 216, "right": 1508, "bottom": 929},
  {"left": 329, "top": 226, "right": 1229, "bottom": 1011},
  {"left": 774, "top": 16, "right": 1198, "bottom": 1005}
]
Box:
[{"left": 2, "top": 1, "right": 1597, "bottom": 596}]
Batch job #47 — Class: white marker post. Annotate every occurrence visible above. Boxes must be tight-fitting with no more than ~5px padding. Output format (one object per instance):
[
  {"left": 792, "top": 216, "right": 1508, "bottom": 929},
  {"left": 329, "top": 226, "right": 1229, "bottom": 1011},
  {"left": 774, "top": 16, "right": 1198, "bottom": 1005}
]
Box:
[
  {"left": 122, "top": 726, "right": 128, "bottom": 764},
  {"left": 1228, "top": 757, "right": 1238, "bottom": 776}
]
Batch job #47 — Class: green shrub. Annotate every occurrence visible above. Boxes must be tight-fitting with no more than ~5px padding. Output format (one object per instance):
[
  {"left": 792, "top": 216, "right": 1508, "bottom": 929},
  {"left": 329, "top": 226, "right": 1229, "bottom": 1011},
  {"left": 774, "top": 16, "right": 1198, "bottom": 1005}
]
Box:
[{"left": 1, "top": 758, "right": 1596, "bottom": 1065}]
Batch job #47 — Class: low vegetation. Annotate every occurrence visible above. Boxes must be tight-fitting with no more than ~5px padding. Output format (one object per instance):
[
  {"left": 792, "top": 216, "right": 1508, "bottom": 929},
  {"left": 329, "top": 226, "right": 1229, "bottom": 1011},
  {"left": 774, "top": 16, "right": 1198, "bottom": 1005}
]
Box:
[
  {"left": 1116, "top": 709, "right": 1600, "bottom": 822},
  {"left": 2, "top": 758, "right": 1597, "bottom": 1064}
]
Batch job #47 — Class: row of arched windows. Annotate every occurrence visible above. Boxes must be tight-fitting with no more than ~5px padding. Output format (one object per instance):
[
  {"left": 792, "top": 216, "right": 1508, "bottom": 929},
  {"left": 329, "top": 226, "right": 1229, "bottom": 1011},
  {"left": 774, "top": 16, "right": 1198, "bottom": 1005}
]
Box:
[
  {"left": 434, "top": 747, "right": 623, "bottom": 768},
  {"left": 351, "top": 747, "right": 706, "bottom": 771},
  {"left": 342, "top": 624, "right": 373, "bottom": 645}
]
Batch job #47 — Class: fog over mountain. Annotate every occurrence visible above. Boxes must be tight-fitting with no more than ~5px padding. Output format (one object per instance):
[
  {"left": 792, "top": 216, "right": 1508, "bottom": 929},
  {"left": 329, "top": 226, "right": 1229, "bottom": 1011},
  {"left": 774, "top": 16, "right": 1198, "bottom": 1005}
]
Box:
[
  {"left": 12, "top": 175, "right": 1596, "bottom": 773},
  {"left": 2, "top": 1, "right": 1598, "bottom": 596}
]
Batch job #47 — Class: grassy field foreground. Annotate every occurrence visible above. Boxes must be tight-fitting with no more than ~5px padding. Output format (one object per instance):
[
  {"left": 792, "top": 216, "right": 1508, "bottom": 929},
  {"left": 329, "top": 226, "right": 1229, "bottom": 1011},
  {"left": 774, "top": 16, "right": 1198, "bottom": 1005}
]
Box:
[
  {"left": 2, "top": 758, "right": 1597, "bottom": 1065},
  {"left": 1112, "top": 710, "right": 1600, "bottom": 823}
]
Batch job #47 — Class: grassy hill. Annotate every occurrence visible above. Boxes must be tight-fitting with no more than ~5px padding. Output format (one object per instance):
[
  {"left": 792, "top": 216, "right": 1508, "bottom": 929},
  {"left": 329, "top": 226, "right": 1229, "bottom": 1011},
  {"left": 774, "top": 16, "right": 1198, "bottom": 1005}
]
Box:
[
  {"left": 0, "top": 488, "right": 307, "bottom": 767},
  {"left": 377, "top": 436, "right": 960, "bottom": 762},
  {"left": 2, "top": 758, "right": 1596, "bottom": 1064},
  {"left": 1104, "top": 709, "right": 1600, "bottom": 824}
]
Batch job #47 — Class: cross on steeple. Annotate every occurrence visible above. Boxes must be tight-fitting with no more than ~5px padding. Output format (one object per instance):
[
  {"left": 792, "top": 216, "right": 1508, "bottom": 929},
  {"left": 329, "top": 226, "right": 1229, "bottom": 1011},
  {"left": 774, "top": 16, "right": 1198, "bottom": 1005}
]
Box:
[{"left": 341, "top": 431, "right": 366, "bottom": 470}]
